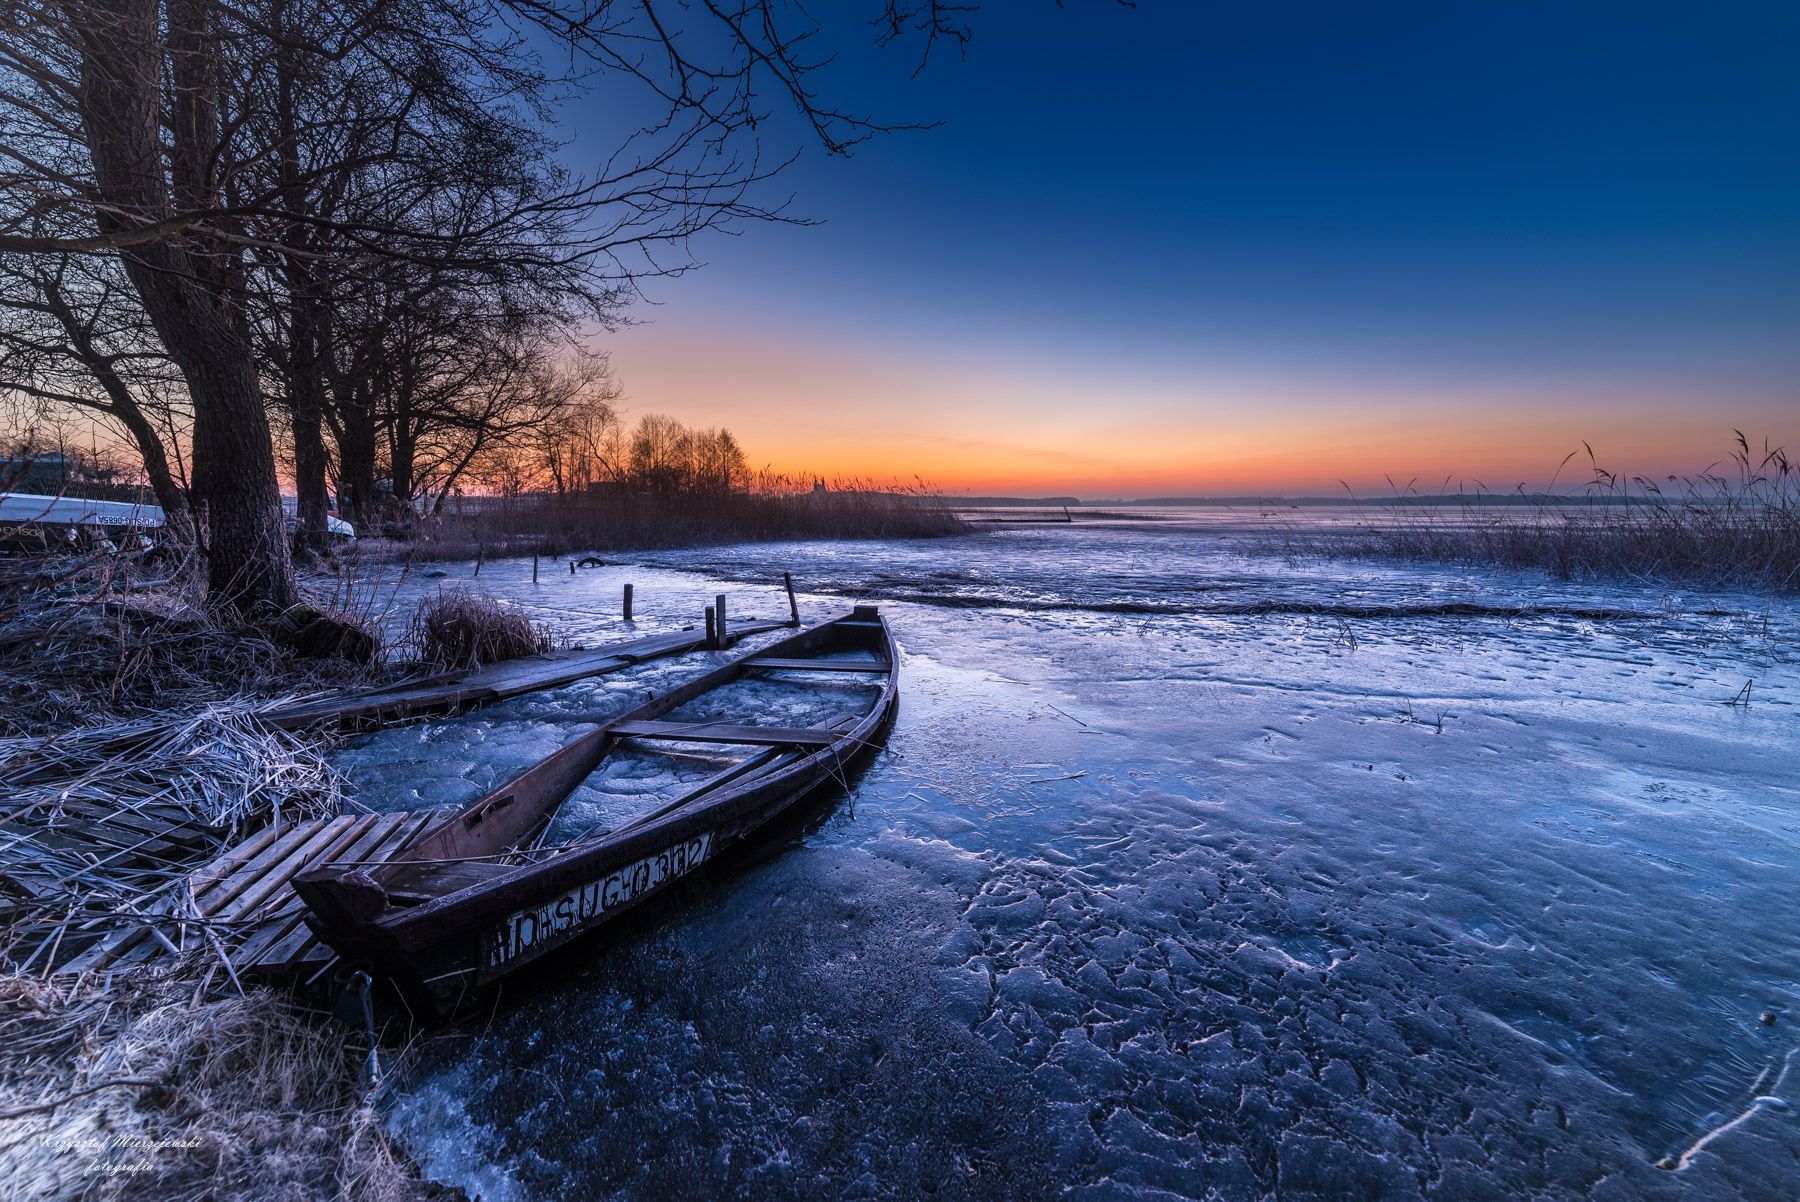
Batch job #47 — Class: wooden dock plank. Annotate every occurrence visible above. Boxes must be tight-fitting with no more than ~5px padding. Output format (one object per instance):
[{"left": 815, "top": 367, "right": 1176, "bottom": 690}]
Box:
[
  {"left": 206, "top": 816, "right": 349, "bottom": 921},
  {"left": 230, "top": 814, "right": 385, "bottom": 923},
  {"left": 194, "top": 819, "right": 334, "bottom": 917},
  {"left": 189, "top": 820, "right": 290, "bottom": 898},
  {"left": 236, "top": 811, "right": 443, "bottom": 973},
  {"left": 48, "top": 801, "right": 212, "bottom": 845},
  {"left": 226, "top": 817, "right": 400, "bottom": 968},
  {"left": 210, "top": 818, "right": 365, "bottom": 922},
  {"left": 264, "top": 620, "right": 788, "bottom": 732}
]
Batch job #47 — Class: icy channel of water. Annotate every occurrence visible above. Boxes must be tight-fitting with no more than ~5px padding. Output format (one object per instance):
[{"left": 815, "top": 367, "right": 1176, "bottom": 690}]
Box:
[{"left": 333, "top": 524, "right": 1800, "bottom": 1200}]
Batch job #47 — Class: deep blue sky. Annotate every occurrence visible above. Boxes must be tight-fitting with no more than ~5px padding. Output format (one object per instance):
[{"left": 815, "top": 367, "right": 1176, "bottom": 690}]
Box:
[{"left": 583, "top": 2, "right": 1799, "bottom": 493}]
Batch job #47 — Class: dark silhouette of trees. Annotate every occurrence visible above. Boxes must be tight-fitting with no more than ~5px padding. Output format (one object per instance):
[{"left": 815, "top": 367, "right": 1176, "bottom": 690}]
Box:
[
  {"left": 0, "top": 255, "right": 196, "bottom": 549},
  {"left": 0, "top": 0, "right": 970, "bottom": 612},
  {"left": 623, "top": 415, "right": 747, "bottom": 496}
]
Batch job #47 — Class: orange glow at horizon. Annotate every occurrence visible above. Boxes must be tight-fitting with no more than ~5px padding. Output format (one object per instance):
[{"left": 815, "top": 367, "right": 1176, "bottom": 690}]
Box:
[{"left": 606, "top": 322, "right": 1798, "bottom": 498}]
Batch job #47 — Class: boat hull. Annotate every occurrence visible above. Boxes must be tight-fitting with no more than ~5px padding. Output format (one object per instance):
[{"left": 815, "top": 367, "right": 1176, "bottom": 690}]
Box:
[{"left": 295, "top": 608, "right": 898, "bottom": 1016}]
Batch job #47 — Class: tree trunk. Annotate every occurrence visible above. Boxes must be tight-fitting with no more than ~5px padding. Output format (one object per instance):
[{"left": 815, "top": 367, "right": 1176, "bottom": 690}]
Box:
[
  {"left": 35, "top": 276, "right": 196, "bottom": 551},
  {"left": 185, "top": 335, "right": 297, "bottom": 610},
  {"left": 390, "top": 423, "right": 416, "bottom": 509},
  {"left": 72, "top": 0, "right": 295, "bottom": 613},
  {"left": 336, "top": 389, "right": 379, "bottom": 527},
  {"left": 275, "top": 15, "right": 331, "bottom": 552},
  {"left": 289, "top": 313, "right": 332, "bottom": 552}
]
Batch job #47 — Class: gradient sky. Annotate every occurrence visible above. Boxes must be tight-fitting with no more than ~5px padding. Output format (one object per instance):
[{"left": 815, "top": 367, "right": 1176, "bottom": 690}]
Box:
[{"left": 578, "top": 2, "right": 1798, "bottom": 497}]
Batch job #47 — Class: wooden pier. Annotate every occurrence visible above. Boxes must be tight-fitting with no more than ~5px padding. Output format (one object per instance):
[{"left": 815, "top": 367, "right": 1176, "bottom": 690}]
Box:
[
  {"left": 57, "top": 810, "right": 445, "bottom": 984},
  {"left": 264, "top": 619, "right": 788, "bottom": 732}
]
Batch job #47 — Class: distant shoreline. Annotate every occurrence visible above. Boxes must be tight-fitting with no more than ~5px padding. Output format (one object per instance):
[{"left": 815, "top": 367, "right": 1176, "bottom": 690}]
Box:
[{"left": 949, "top": 494, "right": 1773, "bottom": 508}]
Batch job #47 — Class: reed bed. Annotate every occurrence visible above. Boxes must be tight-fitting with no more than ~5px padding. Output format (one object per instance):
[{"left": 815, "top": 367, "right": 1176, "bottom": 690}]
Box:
[
  {"left": 1275, "top": 435, "right": 1800, "bottom": 593},
  {"left": 405, "top": 476, "right": 968, "bottom": 560},
  {"left": 0, "top": 701, "right": 348, "bottom": 833},
  {"left": 0, "top": 560, "right": 441, "bottom": 1199}
]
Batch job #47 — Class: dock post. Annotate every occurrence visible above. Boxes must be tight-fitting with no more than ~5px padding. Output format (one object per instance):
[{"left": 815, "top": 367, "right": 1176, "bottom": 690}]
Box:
[
  {"left": 704, "top": 606, "right": 716, "bottom": 649},
  {"left": 784, "top": 572, "right": 799, "bottom": 625},
  {"left": 715, "top": 593, "right": 728, "bottom": 646},
  {"left": 474, "top": 542, "right": 483, "bottom": 576},
  {"left": 532, "top": 553, "right": 539, "bottom": 584},
  {"left": 623, "top": 583, "right": 634, "bottom": 621},
  {"left": 570, "top": 560, "right": 576, "bottom": 575}
]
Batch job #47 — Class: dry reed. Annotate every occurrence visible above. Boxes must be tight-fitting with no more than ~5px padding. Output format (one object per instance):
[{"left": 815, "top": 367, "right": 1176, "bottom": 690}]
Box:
[
  {"left": 0, "top": 968, "right": 440, "bottom": 1202},
  {"left": 1275, "top": 434, "right": 1800, "bottom": 593},
  {"left": 403, "top": 474, "right": 967, "bottom": 561},
  {"left": 0, "top": 561, "right": 442, "bottom": 1199},
  {"left": 0, "top": 554, "right": 380, "bottom": 735},
  {"left": 407, "top": 586, "right": 549, "bottom": 667}
]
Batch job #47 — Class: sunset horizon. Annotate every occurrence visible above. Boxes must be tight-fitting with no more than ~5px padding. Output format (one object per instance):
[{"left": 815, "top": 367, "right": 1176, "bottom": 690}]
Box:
[
  {"left": 3, "top": 2, "right": 1797, "bottom": 1195},
  {"left": 589, "top": 1, "right": 1796, "bottom": 500}
]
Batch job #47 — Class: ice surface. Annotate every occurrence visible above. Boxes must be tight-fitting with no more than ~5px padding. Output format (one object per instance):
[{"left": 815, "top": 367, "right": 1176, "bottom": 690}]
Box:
[{"left": 338, "top": 529, "right": 1800, "bottom": 1200}]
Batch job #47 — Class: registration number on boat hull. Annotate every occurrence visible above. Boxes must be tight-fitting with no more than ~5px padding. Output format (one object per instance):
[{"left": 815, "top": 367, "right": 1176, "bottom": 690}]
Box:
[{"left": 486, "top": 833, "right": 713, "bottom": 969}]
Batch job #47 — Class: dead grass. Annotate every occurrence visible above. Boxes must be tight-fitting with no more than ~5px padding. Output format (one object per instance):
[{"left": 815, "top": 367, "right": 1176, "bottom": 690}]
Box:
[
  {"left": 0, "top": 558, "right": 444, "bottom": 1202},
  {"left": 0, "top": 555, "right": 382, "bottom": 735},
  {"left": 0, "top": 966, "right": 446, "bottom": 1202},
  {"left": 1274, "top": 434, "right": 1800, "bottom": 593},
  {"left": 407, "top": 586, "right": 549, "bottom": 668}
]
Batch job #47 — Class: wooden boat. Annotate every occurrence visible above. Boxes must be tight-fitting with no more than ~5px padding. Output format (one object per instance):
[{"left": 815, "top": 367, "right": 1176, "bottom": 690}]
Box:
[{"left": 293, "top": 606, "right": 897, "bottom": 1014}]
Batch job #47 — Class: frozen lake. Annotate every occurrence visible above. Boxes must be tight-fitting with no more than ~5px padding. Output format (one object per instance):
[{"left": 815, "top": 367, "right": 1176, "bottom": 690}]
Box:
[{"left": 333, "top": 524, "right": 1800, "bottom": 1200}]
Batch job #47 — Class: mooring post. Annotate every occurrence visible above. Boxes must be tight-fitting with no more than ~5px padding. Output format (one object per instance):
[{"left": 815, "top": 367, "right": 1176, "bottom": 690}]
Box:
[
  {"left": 623, "top": 582, "right": 634, "bottom": 621},
  {"left": 704, "top": 606, "right": 716, "bottom": 649},
  {"left": 474, "top": 541, "right": 483, "bottom": 577},
  {"left": 784, "top": 571, "right": 799, "bottom": 626},
  {"left": 569, "top": 560, "right": 576, "bottom": 575},
  {"left": 532, "top": 553, "right": 539, "bottom": 584},
  {"left": 715, "top": 593, "right": 728, "bottom": 646}
]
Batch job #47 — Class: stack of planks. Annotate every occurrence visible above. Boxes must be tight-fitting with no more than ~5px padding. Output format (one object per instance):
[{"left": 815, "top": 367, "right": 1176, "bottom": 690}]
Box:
[{"left": 58, "top": 810, "right": 444, "bottom": 985}]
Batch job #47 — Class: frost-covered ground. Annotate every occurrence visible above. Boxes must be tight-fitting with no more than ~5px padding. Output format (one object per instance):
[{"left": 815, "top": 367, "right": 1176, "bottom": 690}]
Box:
[{"left": 334, "top": 524, "right": 1800, "bottom": 1200}]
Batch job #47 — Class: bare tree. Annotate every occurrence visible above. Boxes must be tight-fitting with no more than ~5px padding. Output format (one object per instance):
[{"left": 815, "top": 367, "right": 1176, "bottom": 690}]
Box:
[
  {"left": 0, "top": 253, "right": 195, "bottom": 547},
  {"left": 1, "top": 0, "right": 972, "bottom": 610},
  {"left": 627, "top": 414, "right": 698, "bottom": 493},
  {"left": 691, "top": 427, "right": 749, "bottom": 496},
  {"left": 534, "top": 366, "right": 622, "bottom": 496}
]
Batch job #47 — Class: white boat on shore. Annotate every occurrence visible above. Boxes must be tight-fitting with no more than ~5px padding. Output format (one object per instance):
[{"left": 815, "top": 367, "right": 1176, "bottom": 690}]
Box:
[{"left": 0, "top": 492, "right": 355, "bottom": 543}]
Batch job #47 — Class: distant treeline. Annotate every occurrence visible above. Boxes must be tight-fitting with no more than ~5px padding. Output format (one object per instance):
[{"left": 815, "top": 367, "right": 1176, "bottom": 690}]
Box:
[{"left": 407, "top": 474, "right": 967, "bottom": 559}]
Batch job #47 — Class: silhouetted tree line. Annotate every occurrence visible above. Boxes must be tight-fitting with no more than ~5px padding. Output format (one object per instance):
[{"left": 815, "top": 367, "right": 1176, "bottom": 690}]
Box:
[
  {"left": 477, "top": 410, "right": 748, "bottom": 501},
  {"left": 0, "top": 0, "right": 970, "bottom": 614}
]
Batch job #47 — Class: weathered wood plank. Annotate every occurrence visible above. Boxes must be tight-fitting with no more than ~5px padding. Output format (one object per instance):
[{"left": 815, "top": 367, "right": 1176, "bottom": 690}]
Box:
[
  {"left": 264, "top": 620, "right": 787, "bottom": 732},
  {"left": 193, "top": 819, "right": 334, "bottom": 916},
  {"left": 745, "top": 657, "right": 891, "bottom": 673},
  {"left": 234, "top": 811, "right": 443, "bottom": 973},
  {"left": 210, "top": 817, "right": 372, "bottom": 922},
  {"left": 188, "top": 820, "right": 291, "bottom": 898},
  {"left": 609, "top": 720, "right": 843, "bottom": 747}
]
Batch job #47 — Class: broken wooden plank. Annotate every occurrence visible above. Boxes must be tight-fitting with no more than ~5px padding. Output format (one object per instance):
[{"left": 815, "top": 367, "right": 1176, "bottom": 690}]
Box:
[
  {"left": 188, "top": 820, "right": 293, "bottom": 898},
  {"left": 231, "top": 811, "right": 443, "bottom": 972},
  {"left": 192, "top": 819, "right": 335, "bottom": 916}
]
